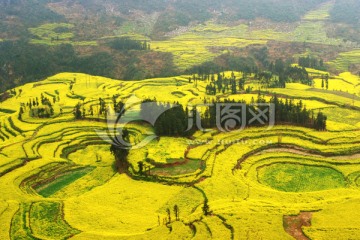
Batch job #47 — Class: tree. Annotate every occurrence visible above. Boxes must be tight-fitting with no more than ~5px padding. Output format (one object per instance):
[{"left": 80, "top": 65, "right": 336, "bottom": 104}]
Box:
[
  {"left": 325, "top": 75, "right": 329, "bottom": 90},
  {"left": 166, "top": 208, "right": 171, "bottom": 223},
  {"left": 174, "top": 205, "right": 179, "bottom": 221},
  {"left": 202, "top": 200, "right": 210, "bottom": 216},
  {"left": 314, "top": 112, "right": 327, "bottom": 131},
  {"left": 18, "top": 106, "right": 24, "bottom": 120},
  {"left": 73, "top": 103, "right": 82, "bottom": 119},
  {"left": 137, "top": 161, "right": 144, "bottom": 175},
  {"left": 110, "top": 128, "right": 130, "bottom": 172}
]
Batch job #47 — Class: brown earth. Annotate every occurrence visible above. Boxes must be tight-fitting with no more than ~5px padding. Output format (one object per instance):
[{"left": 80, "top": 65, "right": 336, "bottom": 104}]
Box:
[{"left": 283, "top": 212, "right": 313, "bottom": 240}]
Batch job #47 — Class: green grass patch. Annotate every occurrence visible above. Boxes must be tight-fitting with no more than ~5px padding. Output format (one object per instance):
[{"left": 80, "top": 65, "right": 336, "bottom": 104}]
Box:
[
  {"left": 11, "top": 201, "right": 80, "bottom": 239},
  {"left": 36, "top": 166, "right": 95, "bottom": 197},
  {"left": 28, "top": 23, "right": 97, "bottom": 46},
  {"left": 29, "top": 23, "right": 74, "bottom": 39},
  {"left": 29, "top": 201, "right": 80, "bottom": 239},
  {"left": 10, "top": 203, "right": 36, "bottom": 239},
  {"left": 151, "top": 159, "right": 203, "bottom": 176},
  {"left": 258, "top": 162, "right": 346, "bottom": 192}
]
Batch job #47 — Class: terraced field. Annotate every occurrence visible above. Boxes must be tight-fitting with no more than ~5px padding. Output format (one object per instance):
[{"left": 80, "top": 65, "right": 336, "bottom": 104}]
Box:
[
  {"left": 0, "top": 71, "right": 360, "bottom": 239},
  {"left": 28, "top": 23, "right": 97, "bottom": 46}
]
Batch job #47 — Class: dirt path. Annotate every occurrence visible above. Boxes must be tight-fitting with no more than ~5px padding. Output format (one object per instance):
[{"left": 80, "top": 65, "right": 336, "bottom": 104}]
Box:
[{"left": 283, "top": 212, "right": 312, "bottom": 240}]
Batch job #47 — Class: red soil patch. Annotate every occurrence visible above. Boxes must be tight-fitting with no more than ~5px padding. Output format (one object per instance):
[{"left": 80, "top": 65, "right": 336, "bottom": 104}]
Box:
[{"left": 283, "top": 212, "right": 312, "bottom": 240}]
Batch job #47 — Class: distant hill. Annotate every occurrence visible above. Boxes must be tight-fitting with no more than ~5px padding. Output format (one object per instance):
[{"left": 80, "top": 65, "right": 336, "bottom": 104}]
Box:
[
  {"left": 0, "top": 0, "right": 330, "bottom": 39},
  {"left": 330, "top": 0, "right": 360, "bottom": 25},
  {"left": 1, "top": 0, "right": 360, "bottom": 93}
]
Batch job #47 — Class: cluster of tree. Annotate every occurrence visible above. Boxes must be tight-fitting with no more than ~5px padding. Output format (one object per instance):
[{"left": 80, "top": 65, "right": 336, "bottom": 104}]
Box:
[
  {"left": 0, "top": 0, "right": 64, "bottom": 27},
  {"left": 0, "top": 40, "right": 178, "bottom": 93},
  {"left": 187, "top": 56, "right": 256, "bottom": 77},
  {"left": 20, "top": 93, "right": 55, "bottom": 119},
  {"left": 330, "top": 0, "right": 360, "bottom": 25},
  {"left": 153, "top": 10, "right": 193, "bottom": 35},
  {"left": 73, "top": 102, "right": 85, "bottom": 119},
  {"left": 298, "top": 56, "right": 325, "bottom": 71},
  {"left": 73, "top": 95, "right": 125, "bottom": 120},
  {"left": 190, "top": 54, "right": 313, "bottom": 95},
  {"left": 162, "top": 205, "right": 180, "bottom": 225},
  {"left": 201, "top": 94, "right": 327, "bottom": 130},
  {"left": 110, "top": 128, "right": 130, "bottom": 172},
  {"left": 314, "top": 112, "right": 327, "bottom": 131},
  {"left": 140, "top": 99, "right": 193, "bottom": 137},
  {"left": 0, "top": 41, "right": 115, "bottom": 92},
  {"left": 140, "top": 94, "right": 327, "bottom": 136},
  {"left": 321, "top": 74, "right": 329, "bottom": 90},
  {"left": 108, "top": 38, "right": 150, "bottom": 51},
  {"left": 204, "top": 72, "right": 246, "bottom": 95},
  {"left": 271, "top": 95, "right": 326, "bottom": 130}
]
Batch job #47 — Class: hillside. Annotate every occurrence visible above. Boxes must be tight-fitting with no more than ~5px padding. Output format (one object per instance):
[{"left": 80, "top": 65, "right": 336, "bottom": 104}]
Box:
[
  {"left": 1, "top": 1, "right": 360, "bottom": 239},
  {"left": 0, "top": 71, "right": 360, "bottom": 239},
  {"left": 1, "top": 0, "right": 360, "bottom": 93}
]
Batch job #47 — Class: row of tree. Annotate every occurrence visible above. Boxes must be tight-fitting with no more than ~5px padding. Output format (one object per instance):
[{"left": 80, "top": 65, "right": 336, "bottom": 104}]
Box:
[
  {"left": 139, "top": 94, "right": 327, "bottom": 137},
  {"left": 298, "top": 56, "right": 325, "bottom": 71},
  {"left": 200, "top": 94, "right": 327, "bottom": 131},
  {"left": 140, "top": 99, "right": 193, "bottom": 137},
  {"left": 108, "top": 38, "right": 150, "bottom": 51},
  {"left": 190, "top": 54, "right": 316, "bottom": 94}
]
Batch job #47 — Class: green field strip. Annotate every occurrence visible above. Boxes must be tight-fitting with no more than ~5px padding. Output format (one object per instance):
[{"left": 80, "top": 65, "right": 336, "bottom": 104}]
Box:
[
  {"left": 232, "top": 139, "right": 360, "bottom": 171},
  {"left": 10, "top": 203, "right": 38, "bottom": 240},
  {"left": 18, "top": 162, "right": 74, "bottom": 194},
  {"left": 60, "top": 139, "right": 108, "bottom": 159},
  {"left": 151, "top": 159, "right": 204, "bottom": 177},
  {"left": 19, "top": 162, "right": 82, "bottom": 186},
  {"left": 65, "top": 93, "right": 86, "bottom": 100},
  {"left": 0, "top": 108, "right": 16, "bottom": 114},
  {"left": 35, "top": 166, "right": 95, "bottom": 197},
  {"left": 0, "top": 124, "right": 10, "bottom": 140},
  {"left": 28, "top": 126, "right": 103, "bottom": 156},
  {"left": 44, "top": 91, "right": 56, "bottom": 98},
  {"left": 259, "top": 90, "right": 360, "bottom": 110},
  {"left": 0, "top": 159, "right": 25, "bottom": 177},
  {"left": 29, "top": 201, "right": 81, "bottom": 239},
  {"left": 345, "top": 171, "right": 360, "bottom": 188},
  {"left": 32, "top": 82, "right": 69, "bottom": 88},
  {"left": 0, "top": 133, "right": 5, "bottom": 141},
  {"left": 11, "top": 201, "right": 80, "bottom": 239},
  {"left": 7, "top": 117, "right": 24, "bottom": 135},
  {"left": 244, "top": 151, "right": 360, "bottom": 177},
  {"left": 3, "top": 121, "right": 17, "bottom": 137}
]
